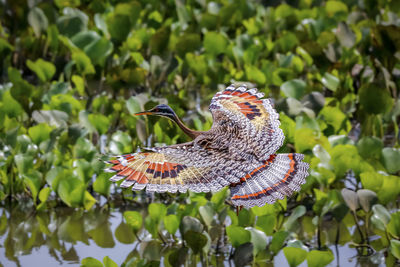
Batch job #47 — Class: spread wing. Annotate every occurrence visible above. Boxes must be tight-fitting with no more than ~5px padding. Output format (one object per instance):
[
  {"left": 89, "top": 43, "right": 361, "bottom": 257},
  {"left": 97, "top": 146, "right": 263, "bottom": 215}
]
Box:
[
  {"left": 209, "top": 84, "right": 284, "bottom": 161},
  {"left": 105, "top": 143, "right": 255, "bottom": 193}
]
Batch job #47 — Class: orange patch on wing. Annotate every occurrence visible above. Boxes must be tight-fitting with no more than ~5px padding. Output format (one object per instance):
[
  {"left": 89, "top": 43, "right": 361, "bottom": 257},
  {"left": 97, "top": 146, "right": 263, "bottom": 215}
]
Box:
[{"left": 232, "top": 154, "right": 296, "bottom": 200}]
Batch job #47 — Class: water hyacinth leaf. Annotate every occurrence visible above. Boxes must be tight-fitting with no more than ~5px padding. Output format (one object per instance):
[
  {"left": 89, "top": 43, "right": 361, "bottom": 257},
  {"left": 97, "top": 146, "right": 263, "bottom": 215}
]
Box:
[
  {"left": 163, "top": 214, "right": 179, "bottom": 235},
  {"left": 88, "top": 114, "right": 110, "bottom": 134},
  {"left": 23, "top": 171, "right": 42, "bottom": 202},
  {"left": 256, "top": 214, "right": 276, "bottom": 235},
  {"left": 377, "top": 175, "right": 400, "bottom": 204},
  {"left": 57, "top": 7, "right": 88, "bottom": 38},
  {"left": 28, "top": 7, "right": 48, "bottom": 37},
  {"left": 245, "top": 227, "right": 268, "bottom": 255},
  {"left": 103, "top": 256, "right": 118, "bottom": 267},
  {"left": 233, "top": 243, "right": 253, "bottom": 267},
  {"left": 199, "top": 204, "right": 215, "bottom": 227},
  {"left": 203, "top": 32, "right": 228, "bottom": 55},
  {"left": 245, "top": 65, "right": 266, "bottom": 85},
  {"left": 281, "top": 79, "right": 306, "bottom": 99},
  {"left": 81, "top": 257, "right": 103, "bottom": 267},
  {"left": 238, "top": 208, "right": 255, "bottom": 227},
  {"left": 93, "top": 173, "right": 111, "bottom": 197},
  {"left": 390, "top": 240, "right": 400, "bottom": 260},
  {"left": 336, "top": 22, "right": 356, "bottom": 48},
  {"left": 26, "top": 58, "right": 56, "bottom": 82},
  {"left": 283, "top": 247, "right": 307, "bottom": 267},
  {"left": 32, "top": 110, "right": 69, "bottom": 128},
  {"left": 387, "top": 212, "right": 400, "bottom": 238},
  {"left": 325, "top": 0, "right": 348, "bottom": 16},
  {"left": 226, "top": 225, "right": 251, "bottom": 247},
  {"left": 124, "top": 211, "right": 142, "bottom": 231},
  {"left": 14, "top": 154, "right": 34, "bottom": 174},
  {"left": 72, "top": 51, "right": 95, "bottom": 75},
  {"left": 321, "top": 73, "right": 339, "bottom": 92},
  {"left": 109, "top": 131, "right": 133, "bottom": 155},
  {"left": 382, "top": 148, "right": 400, "bottom": 174},
  {"left": 184, "top": 230, "right": 207, "bottom": 254},
  {"left": 71, "top": 30, "right": 100, "bottom": 49},
  {"left": 210, "top": 187, "right": 228, "bottom": 210},
  {"left": 371, "top": 204, "right": 391, "bottom": 231},
  {"left": 142, "top": 240, "right": 162, "bottom": 262},
  {"left": 168, "top": 247, "right": 188, "bottom": 267},
  {"left": 84, "top": 191, "right": 97, "bottom": 210},
  {"left": 85, "top": 37, "right": 114, "bottom": 66},
  {"left": 357, "top": 137, "right": 383, "bottom": 159},
  {"left": 37, "top": 187, "right": 51, "bottom": 210},
  {"left": 341, "top": 189, "right": 359, "bottom": 212},
  {"left": 359, "top": 83, "right": 394, "bottom": 114},
  {"left": 180, "top": 216, "right": 204, "bottom": 234},
  {"left": 284, "top": 205, "right": 306, "bottom": 230},
  {"left": 148, "top": 203, "right": 167, "bottom": 223},
  {"left": 126, "top": 96, "right": 142, "bottom": 115},
  {"left": 114, "top": 221, "right": 135, "bottom": 244},
  {"left": 307, "top": 250, "right": 334, "bottom": 267},
  {"left": 360, "top": 172, "right": 384, "bottom": 192},
  {"left": 357, "top": 189, "right": 377, "bottom": 212}
]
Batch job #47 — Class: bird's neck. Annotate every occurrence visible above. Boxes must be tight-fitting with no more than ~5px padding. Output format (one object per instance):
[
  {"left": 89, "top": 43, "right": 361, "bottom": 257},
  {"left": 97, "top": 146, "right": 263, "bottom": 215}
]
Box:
[{"left": 171, "top": 114, "right": 202, "bottom": 139}]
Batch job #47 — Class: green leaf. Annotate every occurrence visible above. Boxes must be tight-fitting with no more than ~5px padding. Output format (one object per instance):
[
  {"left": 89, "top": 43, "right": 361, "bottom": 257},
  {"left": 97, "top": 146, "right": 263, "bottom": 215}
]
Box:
[
  {"left": 357, "top": 137, "right": 383, "bottom": 159},
  {"left": 72, "top": 51, "right": 95, "bottom": 75},
  {"left": 325, "top": 0, "right": 348, "bottom": 16},
  {"left": 281, "top": 79, "right": 306, "bottom": 100},
  {"left": 321, "top": 73, "right": 339, "bottom": 92},
  {"left": 148, "top": 203, "right": 167, "bottom": 223},
  {"left": 88, "top": 114, "right": 110, "bottom": 134},
  {"left": 27, "top": 59, "right": 56, "bottom": 82},
  {"left": 28, "top": 7, "right": 48, "bottom": 37},
  {"left": 283, "top": 247, "right": 307, "bottom": 267},
  {"left": 256, "top": 214, "right": 276, "bottom": 235},
  {"left": 388, "top": 212, "right": 400, "bottom": 238},
  {"left": 84, "top": 191, "right": 96, "bottom": 210},
  {"left": 377, "top": 175, "right": 400, "bottom": 204},
  {"left": 23, "top": 171, "right": 42, "bottom": 202},
  {"left": 226, "top": 225, "right": 251, "bottom": 248},
  {"left": 163, "top": 214, "right": 179, "bottom": 235},
  {"left": 359, "top": 83, "right": 394, "bottom": 115},
  {"left": 245, "top": 227, "right": 268, "bottom": 255},
  {"left": 103, "top": 256, "right": 118, "bottom": 267},
  {"left": 371, "top": 204, "right": 391, "bottom": 231},
  {"left": 180, "top": 216, "right": 204, "bottom": 234},
  {"left": 114, "top": 221, "right": 135, "bottom": 244},
  {"left": 124, "top": 211, "right": 143, "bottom": 231},
  {"left": 382, "top": 148, "right": 400, "bottom": 174},
  {"left": 284, "top": 205, "right": 306, "bottom": 230},
  {"left": 57, "top": 8, "right": 88, "bottom": 38},
  {"left": 126, "top": 96, "right": 142, "bottom": 115},
  {"left": 203, "top": 32, "right": 228, "bottom": 55},
  {"left": 184, "top": 230, "right": 208, "bottom": 254},
  {"left": 93, "top": 173, "right": 111, "bottom": 197},
  {"left": 81, "top": 257, "right": 103, "bottom": 267},
  {"left": 14, "top": 154, "right": 34, "bottom": 174},
  {"left": 28, "top": 123, "right": 53, "bottom": 145},
  {"left": 109, "top": 131, "right": 132, "bottom": 155},
  {"left": 341, "top": 188, "right": 359, "bottom": 212},
  {"left": 357, "top": 189, "right": 377, "bottom": 212},
  {"left": 57, "top": 177, "right": 85, "bottom": 207},
  {"left": 390, "top": 240, "right": 400, "bottom": 259},
  {"left": 307, "top": 250, "right": 334, "bottom": 267},
  {"left": 199, "top": 204, "right": 215, "bottom": 227},
  {"left": 270, "top": 231, "right": 289, "bottom": 254},
  {"left": 360, "top": 171, "right": 384, "bottom": 192},
  {"left": 245, "top": 65, "right": 266, "bottom": 85}
]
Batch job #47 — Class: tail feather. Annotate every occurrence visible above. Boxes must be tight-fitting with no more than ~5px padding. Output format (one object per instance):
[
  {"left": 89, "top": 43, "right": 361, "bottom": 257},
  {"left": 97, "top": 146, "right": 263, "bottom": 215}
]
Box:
[{"left": 230, "top": 153, "right": 308, "bottom": 208}]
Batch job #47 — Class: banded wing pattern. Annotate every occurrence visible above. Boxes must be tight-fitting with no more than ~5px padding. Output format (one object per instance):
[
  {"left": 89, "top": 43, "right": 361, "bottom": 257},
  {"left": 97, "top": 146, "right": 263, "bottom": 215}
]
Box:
[
  {"left": 209, "top": 84, "right": 284, "bottom": 161},
  {"left": 105, "top": 84, "right": 309, "bottom": 208}
]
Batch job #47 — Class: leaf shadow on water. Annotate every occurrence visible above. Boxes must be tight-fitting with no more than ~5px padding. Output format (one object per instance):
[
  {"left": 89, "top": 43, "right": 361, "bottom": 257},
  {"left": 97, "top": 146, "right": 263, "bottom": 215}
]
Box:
[{"left": 0, "top": 196, "right": 389, "bottom": 267}]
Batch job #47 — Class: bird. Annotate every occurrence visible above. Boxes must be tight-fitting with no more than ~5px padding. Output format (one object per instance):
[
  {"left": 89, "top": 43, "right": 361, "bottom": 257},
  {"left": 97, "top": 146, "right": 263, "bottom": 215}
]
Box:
[{"left": 104, "top": 84, "right": 309, "bottom": 209}]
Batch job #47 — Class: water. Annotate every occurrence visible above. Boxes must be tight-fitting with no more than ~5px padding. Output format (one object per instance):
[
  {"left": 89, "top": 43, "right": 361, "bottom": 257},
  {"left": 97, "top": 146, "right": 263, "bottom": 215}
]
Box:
[{"left": 0, "top": 200, "right": 386, "bottom": 267}]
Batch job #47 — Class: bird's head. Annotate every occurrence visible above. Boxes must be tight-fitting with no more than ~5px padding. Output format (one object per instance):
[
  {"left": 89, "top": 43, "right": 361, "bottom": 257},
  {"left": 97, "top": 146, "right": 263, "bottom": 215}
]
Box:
[{"left": 135, "top": 104, "right": 176, "bottom": 120}]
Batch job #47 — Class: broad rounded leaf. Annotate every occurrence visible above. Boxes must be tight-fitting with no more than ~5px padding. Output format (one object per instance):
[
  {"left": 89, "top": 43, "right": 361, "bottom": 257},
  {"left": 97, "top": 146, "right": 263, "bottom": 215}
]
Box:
[
  {"left": 123, "top": 211, "right": 143, "bottom": 231},
  {"left": 382, "top": 148, "right": 400, "bottom": 174},
  {"left": 226, "top": 225, "right": 251, "bottom": 248},
  {"left": 307, "top": 250, "right": 334, "bottom": 267},
  {"left": 283, "top": 247, "right": 307, "bottom": 267},
  {"left": 357, "top": 189, "right": 377, "bottom": 212},
  {"left": 341, "top": 188, "right": 359, "bottom": 212},
  {"left": 281, "top": 79, "right": 306, "bottom": 100}
]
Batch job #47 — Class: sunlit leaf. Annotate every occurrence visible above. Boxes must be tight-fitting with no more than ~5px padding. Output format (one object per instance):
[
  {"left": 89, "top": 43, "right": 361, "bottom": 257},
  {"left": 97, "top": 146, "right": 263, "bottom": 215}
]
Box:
[
  {"left": 281, "top": 79, "right": 306, "bottom": 99},
  {"left": 283, "top": 247, "right": 307, "bottom": 267},
  {"left": 28, "top": 7, "right": 48, "bottom": 37},
  {"left": 124, "top": 211, "right": 142, "bottom": 231},
  {"left": 164, "top": 214, "right": 179, "bottom": 235},
  {"left": 226, "top": 225, "right": 251, "bottom": 248},
  {"left": 307, "top": 250, "right": 334, "bottom": 267}
]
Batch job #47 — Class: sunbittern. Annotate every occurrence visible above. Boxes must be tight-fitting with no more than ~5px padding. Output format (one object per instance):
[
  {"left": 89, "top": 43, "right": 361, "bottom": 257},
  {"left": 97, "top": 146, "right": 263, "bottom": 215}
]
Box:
[{"left": 104, "top": 84, "right": 309, "bottom": 208}]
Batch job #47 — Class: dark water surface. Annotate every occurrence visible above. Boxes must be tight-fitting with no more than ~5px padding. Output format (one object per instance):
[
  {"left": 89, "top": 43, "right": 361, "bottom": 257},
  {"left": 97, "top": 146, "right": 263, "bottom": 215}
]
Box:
[{"left": 0, "top": 200, "right": 385, "bottom": 267}]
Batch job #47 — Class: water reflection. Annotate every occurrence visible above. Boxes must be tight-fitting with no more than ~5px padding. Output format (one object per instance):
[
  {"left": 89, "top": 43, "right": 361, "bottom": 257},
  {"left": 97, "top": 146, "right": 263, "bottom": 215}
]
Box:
[{"left": 0, "top": 201, "right": 385, "bottom": 267}]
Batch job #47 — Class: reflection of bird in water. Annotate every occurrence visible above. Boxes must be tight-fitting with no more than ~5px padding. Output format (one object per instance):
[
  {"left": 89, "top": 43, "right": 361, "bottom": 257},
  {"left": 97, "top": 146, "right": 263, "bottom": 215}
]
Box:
[{"left": 104, "top": 84, "right": 309, "bottom": 209}]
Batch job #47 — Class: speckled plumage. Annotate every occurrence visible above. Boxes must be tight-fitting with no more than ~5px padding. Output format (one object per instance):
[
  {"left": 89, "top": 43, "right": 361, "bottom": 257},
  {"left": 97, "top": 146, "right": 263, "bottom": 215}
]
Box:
[{"left": 105, "top": 84, "right": 309, "bottom": 208}]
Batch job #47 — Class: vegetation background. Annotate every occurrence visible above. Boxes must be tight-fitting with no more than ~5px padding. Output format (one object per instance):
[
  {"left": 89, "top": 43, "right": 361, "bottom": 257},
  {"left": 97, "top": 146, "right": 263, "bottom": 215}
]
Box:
[{"left": 0, "top": 0, "right": 400, "bottom": 266}]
